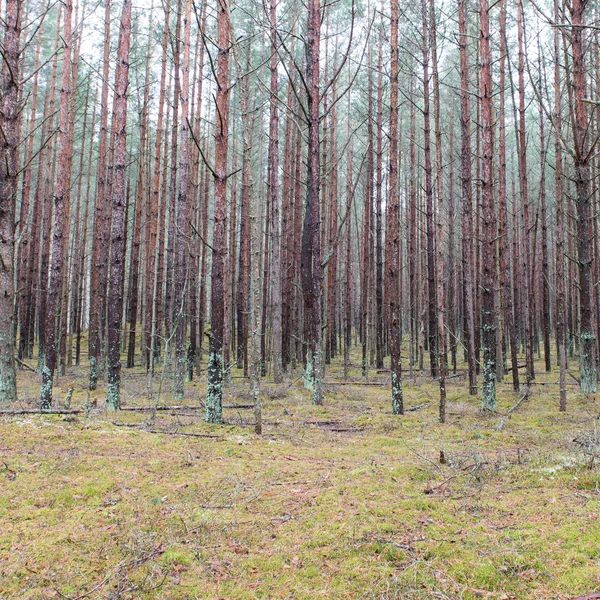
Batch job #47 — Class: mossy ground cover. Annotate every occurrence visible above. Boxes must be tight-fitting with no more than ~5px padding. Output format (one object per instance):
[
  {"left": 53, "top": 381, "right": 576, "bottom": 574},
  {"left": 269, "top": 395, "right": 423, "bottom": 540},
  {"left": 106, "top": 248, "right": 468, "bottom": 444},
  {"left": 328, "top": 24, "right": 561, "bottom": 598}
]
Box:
[{"left": 1, "top": 355, "right": 599, "bottom": 599}]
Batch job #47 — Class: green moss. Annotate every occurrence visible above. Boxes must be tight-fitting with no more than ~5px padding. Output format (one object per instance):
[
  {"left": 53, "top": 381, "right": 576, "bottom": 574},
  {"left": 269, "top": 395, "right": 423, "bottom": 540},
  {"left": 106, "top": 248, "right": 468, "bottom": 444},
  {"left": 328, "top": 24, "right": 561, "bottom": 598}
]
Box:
[{"left": 1, "top": 352, "right": 599, "bottom": 598}]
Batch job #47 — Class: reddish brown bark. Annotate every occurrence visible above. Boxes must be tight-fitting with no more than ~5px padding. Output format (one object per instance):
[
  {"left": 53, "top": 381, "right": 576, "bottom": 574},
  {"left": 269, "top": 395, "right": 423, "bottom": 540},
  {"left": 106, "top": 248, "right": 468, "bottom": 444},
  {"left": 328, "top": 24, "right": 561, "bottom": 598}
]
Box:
[
  {"left": 41, "top": 0, "right": 73, "bottom": 408},
  {"left": 569, "top": 0, "right": 597, "bottom": 392},
  {"left": 88, "top": 0, "right": 112, "bottom": 390}
]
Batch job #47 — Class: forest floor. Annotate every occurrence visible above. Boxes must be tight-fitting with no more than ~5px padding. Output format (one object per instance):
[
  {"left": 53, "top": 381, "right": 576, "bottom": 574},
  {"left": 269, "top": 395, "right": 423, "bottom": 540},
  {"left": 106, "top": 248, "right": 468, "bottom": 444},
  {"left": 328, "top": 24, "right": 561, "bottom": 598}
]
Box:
[{"left": 1, "top": 354, "right": 600, "bottom": 599}]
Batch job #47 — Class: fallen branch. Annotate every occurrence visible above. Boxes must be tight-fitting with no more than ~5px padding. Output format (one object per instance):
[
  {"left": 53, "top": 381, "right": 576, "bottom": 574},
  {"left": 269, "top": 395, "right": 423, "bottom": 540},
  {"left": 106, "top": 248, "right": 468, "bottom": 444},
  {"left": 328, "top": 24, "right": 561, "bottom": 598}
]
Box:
[
  {"left": 111, "top": 422, "right": 221, "bottom": 438},
  {"left": 147, "top": 429, "right": 222, "bottom": 438},
  {"left": 405, "top": 402, "right": 431, "bottom": 412},
  {"left": 0, "top": 408, "right": 84, "bottom": 415},
  {"left": 324, "top": 381, "right": 387, "bottom": 387},
  {"left": 120, "top": 405, "right": 204, "bottom": 412},
  {"left": 496, "top": 391, "right": 529, "bottom": 430},
  {"left": 16, "top": 358, "right": 37, "bottom": 373},
  {"left": 120, "top": 403, "right": 254, "bottom": 412}
]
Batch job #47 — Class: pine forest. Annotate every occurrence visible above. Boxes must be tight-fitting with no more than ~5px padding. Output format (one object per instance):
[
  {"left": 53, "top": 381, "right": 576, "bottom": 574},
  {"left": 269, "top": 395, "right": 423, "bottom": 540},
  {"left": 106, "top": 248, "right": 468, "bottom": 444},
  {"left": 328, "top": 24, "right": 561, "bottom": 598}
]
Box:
[{"left": 1, "top": 0, "right": 600, "bottom": 597}]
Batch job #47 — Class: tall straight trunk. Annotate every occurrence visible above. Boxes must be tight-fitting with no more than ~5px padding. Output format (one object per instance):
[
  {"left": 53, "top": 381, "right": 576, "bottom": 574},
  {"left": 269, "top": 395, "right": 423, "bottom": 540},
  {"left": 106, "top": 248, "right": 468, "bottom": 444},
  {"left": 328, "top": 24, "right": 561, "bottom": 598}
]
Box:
[
  {"left": 292, "top": 118, "right": 304, "bottom": 368},
  {"left": 145, "top": 0, "right": 171, "bottom": 373},
  {"left": 249, "top": 123, "right": 262, "bottom": 436},
  {"left": 164, "top": 2, "right": 182, "bottom": 366},
  {"left": 458, "top": 0, "right": 477, "bottom": 395},
  {"left": 570, "top": 0, "right": 597, "bottom": 392},
  {"left": 269, "top": 0, "right": 283, "bottom": 383},
  {"left": 17, "top": 29, "right": 41, "bottom": 363},
  {"left": 517, "top": 0, "right": 534, "bottom": 384},
  {"left": 409, "top": 77, "right": 417, "bottom": 372},
  {"left": 499, "top": 0, "right": 519, "bottom": 391},
  {"left": 448, "top": 111, "right": 457, "bottom": 373},
  {"left": 281, "top": 72, "right": 294, "bottom": 371},
  {"left": 260, "top": 167, "right": 270, "bottom": 377},
  {"left": 127, "top": 7, "right": 154, "bottom": 370},
  {"left": 361, "top": 47, "right": 374, "bottom": 376},
  {"left": 375, "top": 33, "right": 384, "bottom": 370},
  {"left": 344, "top": 105, "right": 353, "bottom": 380},
  {"left": 68, "top": 67, "right": 90, "bottom": 369},
  {"left": 0, "top": 0, "right": 21, "bottom": 402},
  {"left": 40, "top": 1, "right": 73, "bottom": 408},
  {"left": 76, "top": 94, "right": 97, "bottom": 366},
  {"left": 187, "top": 23, "right": 204, "bottom": 381},
  {"left": 237, "top": 64, "right": 253, "bottom": 377},
  {"left": 422, "top": 2, "right": 438, "bottom": 379},
  {"left": 206, "top": 0, "right": 231, "bottom": 423},
  {"left": 554, "top": 0, "right": 567, "bottom": 409},
  {"left": 538, "top": 53, "right": 551, "bottom": 373},
  {"left": 89, "top": 0, "right": 112, "bottom": 390},
  {"left": 480, "top": 0, "right": 496, "bottom": 410},
  {"left": 106, "top": 0, "right": 132, "bottom": 410},
  {"left": 326, "top": 80, "right": 338, "bottom": 363},
  {"left": 174, "top": 0, "right": 192, "bottom": 398},
  {"left": 301, "top": 0, "right": 324, "bottom": 404},
  {"left": 430, "top": 0, "right": 447, "bottom": 420},
  {"left": 60, "top": 9, "right": 81, "bottom": 376},
  {"left": 388, "top": 0, "right": 403, "bottom": 413}
]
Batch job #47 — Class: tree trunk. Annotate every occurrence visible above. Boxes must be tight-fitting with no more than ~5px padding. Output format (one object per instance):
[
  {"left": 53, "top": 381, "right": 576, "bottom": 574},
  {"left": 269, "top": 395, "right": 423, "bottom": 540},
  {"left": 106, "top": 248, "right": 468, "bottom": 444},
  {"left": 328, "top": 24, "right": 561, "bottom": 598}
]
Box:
[
  {"left": 458, "top": 0, "right": 477, "bottom": 395},
  {"left": 554, "top": 0, "right": 567, "bottom": 409},
  {"left": 269, "top": 0, "right": 283, "bottom": 384},
  {"left": 88, "top": 0, "right": 112, "bottom": 391},
  {"left": 174, "top": 0, "right": 192, "bottom": 398},
  {"left": 480, "top": 0, "right": 497, "bottom": 410},
  {"left": 388, "top": 0, "right": 403, "bottom": 413},
  {"left": 570, "top": 0, "right": 598, "bottom": 392},
  {"left": 41, "top": 0, "right": 73, "bottom": 408},
  {"left": 422, "top": 0, "right": 438, "bottom": 380},
  {"left": 106, "top": 0, "right": 132, "bottom": 410},
  {"left": 0, "top": 0, "right": 21, "bottom": 402},
  {"left": 430, "top": 0, "right": 447, "bottom": 420},
  {"left": 301, "top": 0, "right": 324, "bottom": 405},
  {"left": 206, "top": 0, "right": 231, "bottom": 423}
]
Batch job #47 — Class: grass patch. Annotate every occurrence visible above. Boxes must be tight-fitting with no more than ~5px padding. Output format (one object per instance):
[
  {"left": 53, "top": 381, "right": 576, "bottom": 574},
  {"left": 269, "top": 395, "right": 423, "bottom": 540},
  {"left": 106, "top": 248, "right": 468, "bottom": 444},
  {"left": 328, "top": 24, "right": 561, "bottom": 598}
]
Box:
[{"left": 1, "top": 354, "right": 600, "bottom": 598}]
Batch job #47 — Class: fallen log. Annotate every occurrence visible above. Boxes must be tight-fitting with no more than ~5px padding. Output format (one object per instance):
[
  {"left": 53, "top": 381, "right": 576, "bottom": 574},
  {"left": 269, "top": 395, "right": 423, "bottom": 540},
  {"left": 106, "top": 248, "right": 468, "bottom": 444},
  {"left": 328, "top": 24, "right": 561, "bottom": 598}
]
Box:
[
  {"left": 0, "top": 408, "right": 84, "bottom": 415},
  {"left": 405, "top": 402, "right": 431, "bottom": 412},
  {"left": 111, "top": 422, "right": 222, "bottom": 438},
  {"left": 120, "top": 403, "right": 254, "bottom": 412}
]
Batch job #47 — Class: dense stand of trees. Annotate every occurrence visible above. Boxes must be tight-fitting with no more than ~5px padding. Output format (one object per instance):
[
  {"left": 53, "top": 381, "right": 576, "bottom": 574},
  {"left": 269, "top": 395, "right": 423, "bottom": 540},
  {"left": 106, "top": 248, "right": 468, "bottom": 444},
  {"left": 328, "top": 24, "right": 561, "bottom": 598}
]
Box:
[{"left": 2, "top": 0, "right": 600, "bottom": 422}]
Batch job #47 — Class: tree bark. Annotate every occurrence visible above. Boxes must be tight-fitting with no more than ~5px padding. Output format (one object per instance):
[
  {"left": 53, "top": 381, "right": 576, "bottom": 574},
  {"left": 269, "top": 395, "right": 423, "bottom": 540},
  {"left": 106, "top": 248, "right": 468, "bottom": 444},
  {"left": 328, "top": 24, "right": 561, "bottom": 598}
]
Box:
[
  {"left": 388, "top": 0, "right": 403, "bottom": 413},
  {"left": 106, "top": 0, "right": 132, "bottom": 410},
  {"left": 174, "top": 0, "right": 192, "bottom": 398},
  {"left": 301, "top": 0, "right": 324, "bottom": 405},
  {"left": 88, "top": 0, "right": 112, "bottom": 391},
  {"left": 206, "top": 0, "right": 231, "bottom": 423},
  {"left": 570, "top": 0, "right": 598, "bottom": 392},
  {"left": 480, "top": 0, "right": 497, "bottom": 410},
  {"left": 0, "top": 0, "right": 21, "bottom": 402},
  {"left": 269, "top": 0, "right": 283, "bottom": 384},
  {"left": 458, "top": 0, "right": 477, "bottom": 395},
  {"left": 41, "top": 0, "right": 73, "bottom": 408}
]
